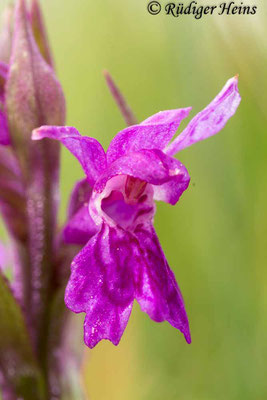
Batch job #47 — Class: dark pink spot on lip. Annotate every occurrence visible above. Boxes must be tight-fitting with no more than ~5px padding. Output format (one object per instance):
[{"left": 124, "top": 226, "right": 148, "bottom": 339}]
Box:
[
  {"left": 134, "top": 207, "right": 153, "bottom": 221},
  {"left": 216, "top": 115, "right": 224, "bottom": 125},
  {"left": 101, "top": 190, "right": 137, "bottom": 229},
  {"left": 138, "top": 194, "right": 147, "bottom": 203}
]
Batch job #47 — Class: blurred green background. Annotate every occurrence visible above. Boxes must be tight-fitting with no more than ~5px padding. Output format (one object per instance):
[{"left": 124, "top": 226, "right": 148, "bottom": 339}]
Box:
[{"left": 1, "top": 0, "right": 267, "bottom": 399}]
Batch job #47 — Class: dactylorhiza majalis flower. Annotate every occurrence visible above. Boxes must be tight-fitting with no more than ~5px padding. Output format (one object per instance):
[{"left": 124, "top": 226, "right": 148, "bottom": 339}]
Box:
[{"left": 33, "top": 76, "right": 241, "bottom": 349}]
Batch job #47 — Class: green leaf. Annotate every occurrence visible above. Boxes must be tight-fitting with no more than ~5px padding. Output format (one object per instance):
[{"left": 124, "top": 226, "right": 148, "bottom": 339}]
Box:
[{"left": 0, "top": 272, "right": 45, "bottom": 399}]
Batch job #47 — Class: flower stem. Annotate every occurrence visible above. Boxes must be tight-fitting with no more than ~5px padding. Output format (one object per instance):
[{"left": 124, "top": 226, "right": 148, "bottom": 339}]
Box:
[{"left": 104, "top": 70, "right": 137, "bottom": 126}]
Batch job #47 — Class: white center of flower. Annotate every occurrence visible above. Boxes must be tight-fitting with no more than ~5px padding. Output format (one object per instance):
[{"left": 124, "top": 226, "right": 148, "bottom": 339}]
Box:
[{"left": 89, "top": 175, "right": 155, "bottom": 230}]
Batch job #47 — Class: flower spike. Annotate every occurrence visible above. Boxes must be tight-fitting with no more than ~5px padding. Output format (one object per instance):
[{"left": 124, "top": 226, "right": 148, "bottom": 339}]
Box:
[{"left": 4, "top": 0, "right": 66, "bottom": 350}]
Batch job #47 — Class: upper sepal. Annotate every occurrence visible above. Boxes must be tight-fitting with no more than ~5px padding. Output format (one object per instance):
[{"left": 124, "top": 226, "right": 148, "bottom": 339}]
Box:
[{"left": 107, "top": 108, "right": 191, "bottom": 165}]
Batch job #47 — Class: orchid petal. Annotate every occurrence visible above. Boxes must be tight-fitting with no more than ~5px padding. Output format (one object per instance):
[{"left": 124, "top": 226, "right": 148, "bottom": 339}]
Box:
[
  {"left": 134, "top": 223, "right": 191, "bottom": 343},
  {"left": 95, "top": 148, "right": 189, "bottom": 197},
  {"left": 152, "top": 165, "right": 190, "bottom": 205},
  {"left": 33, "top": 126, "right": 107, "bottom": 186},
  {"left": 65, "top": 224, "right": 138, "bottom": 348},
  {"left": 165, "top": 76, "right": 241, "bottom": 156},
  {"left": 63, "top": 178, "right": 97, "bottom": 245},
  {"left": 63, "top": 204, "right": 98, "bottom": 246},
  {"left": 107, "top": 108, "right": 191, "bottom": 164},
  {"left": 83, "top": 295, "right": 133, "bottom": 348},
  {"left": 67, "top": 178, "right": 92, "bottom": 218}
]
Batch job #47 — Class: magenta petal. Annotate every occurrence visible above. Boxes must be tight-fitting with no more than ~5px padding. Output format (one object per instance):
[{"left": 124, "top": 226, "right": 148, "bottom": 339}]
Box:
[
  {"left": 63, "top": 178, "right": 97, "bottom": 249},
  {"left": 0, "top": 110, "right": 10, "bottom": 145},
  {"left": 134, "top": 223, "right": 191, "bottom": 343},
  {"left": 65, "top": 224, "right": 138, "bottom": 348},
  {"left": 107, "top": 108, "right": 191, "bottom": 164},
  {"left": 165, "top": 76, "right": 241, "bottom": 155},
  {"left": 67, "top": 178, "right": 92, "bottom": 219},
  {"left": 83, "top": 296, "right": 133, "bottom": 348},
  {"left": 153, "top": 160, "right": 190, "bottom": 205},
  {"left": 63, "top": 204, "right": 98, "bottom": 246},
  {"left": 95, "top": 148, "right": 189, "bottom": 194},
  {"left": 32, "top": 126, "right": 107, "bottom": 186}
]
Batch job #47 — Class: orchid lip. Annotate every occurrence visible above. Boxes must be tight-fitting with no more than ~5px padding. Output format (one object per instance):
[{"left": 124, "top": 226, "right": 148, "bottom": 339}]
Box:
[{"left": 89, "top": 175, "right": 155, "bottom": 231}]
